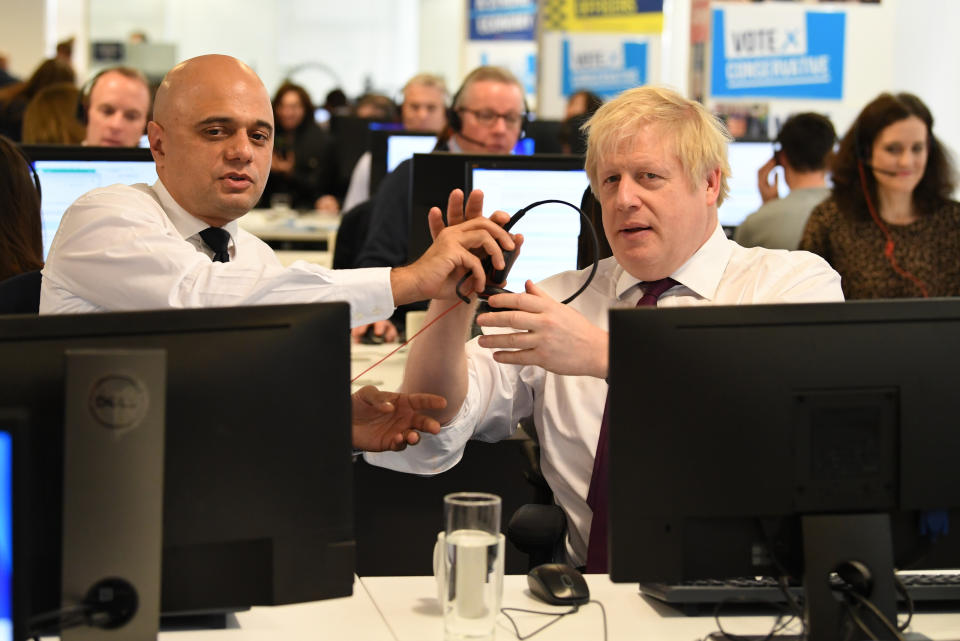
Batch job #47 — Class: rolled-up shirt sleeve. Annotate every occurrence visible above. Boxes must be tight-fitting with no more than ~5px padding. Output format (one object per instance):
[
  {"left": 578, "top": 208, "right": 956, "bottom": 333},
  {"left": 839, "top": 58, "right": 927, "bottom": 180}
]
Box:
[{"left": 364, "top": 336, "right": 534, "bottom": 473}]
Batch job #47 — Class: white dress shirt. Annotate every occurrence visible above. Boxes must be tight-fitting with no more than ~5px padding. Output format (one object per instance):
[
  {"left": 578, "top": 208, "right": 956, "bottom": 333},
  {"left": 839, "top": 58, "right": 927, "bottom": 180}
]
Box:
[
  {"left": 366, "top": 224, "right": 844, "bottom": 566},
  {"left": 40, "top": 180, "right": 395, "bottom": 324}
]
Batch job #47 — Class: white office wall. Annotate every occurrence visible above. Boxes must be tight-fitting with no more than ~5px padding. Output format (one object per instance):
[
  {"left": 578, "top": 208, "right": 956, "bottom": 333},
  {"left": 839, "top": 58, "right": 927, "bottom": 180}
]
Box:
[
  {"left": 891, "top": 0, "right": 960, "bottom": 170},
  {"left": 86, "top": 0, "right": 421, "bottom": 101},
  {"left": 0, "top": 1, "right": 49, "bottom": 78}
]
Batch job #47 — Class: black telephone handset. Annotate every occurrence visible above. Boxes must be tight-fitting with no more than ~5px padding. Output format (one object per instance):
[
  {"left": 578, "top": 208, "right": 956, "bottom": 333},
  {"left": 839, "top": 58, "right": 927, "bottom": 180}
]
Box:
[{"left": 454, "top": 199, "right": 600, "bottom": 310}]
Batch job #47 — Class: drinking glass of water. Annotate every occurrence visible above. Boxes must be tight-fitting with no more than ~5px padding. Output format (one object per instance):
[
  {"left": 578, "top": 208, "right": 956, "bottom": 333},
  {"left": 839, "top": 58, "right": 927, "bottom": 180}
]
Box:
[{"left": 440, "top": 492, "right": 504, "bottom": 641}]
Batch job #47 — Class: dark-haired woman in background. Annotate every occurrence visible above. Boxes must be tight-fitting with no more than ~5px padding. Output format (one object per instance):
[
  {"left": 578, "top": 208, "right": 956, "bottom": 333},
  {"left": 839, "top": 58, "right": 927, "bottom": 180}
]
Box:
[
  {"left": 0, "top": 58, "right": 76, "bottom": 142},
  {"left": 258, "top": 82, "right": 339, "bottom": 211},
  {"left": 0, "top": 134, "right": 43, "bottom": 282},
  {"left": 800, "top": 92, "right": 960, "bottom": 298},
  {"left": 22, "top": 82, "right": 86, "bottom": 144}
]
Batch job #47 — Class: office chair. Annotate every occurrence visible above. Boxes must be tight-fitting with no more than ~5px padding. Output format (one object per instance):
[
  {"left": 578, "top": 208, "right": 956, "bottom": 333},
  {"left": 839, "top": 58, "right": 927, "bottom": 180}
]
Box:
[
  {"left": 332, "top": 200, "right": 374, "bottom": 270},
  {"left": 506, "top": 418, "right": 568, "bottom": 570},
  {"left": 0, "top": 270, "right": 42, "bottom": 314}
]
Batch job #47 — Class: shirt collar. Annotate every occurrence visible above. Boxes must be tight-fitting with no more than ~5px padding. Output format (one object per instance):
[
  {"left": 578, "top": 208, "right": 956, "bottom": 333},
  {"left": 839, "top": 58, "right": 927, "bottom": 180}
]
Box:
[
  {"left": 151, "top": 179, "right": 241, "bottom": 243},
  {"left": 614, "top": 222, "right": 732, "bottom": 302}
]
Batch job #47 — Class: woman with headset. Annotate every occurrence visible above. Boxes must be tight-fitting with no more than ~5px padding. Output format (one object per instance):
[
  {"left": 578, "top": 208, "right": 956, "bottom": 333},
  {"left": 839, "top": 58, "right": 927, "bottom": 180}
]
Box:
[
  {"left": 0, "top": 134, "right": 43, "bottom": 282},
  {"left": 800, "top": 92, "right": 960, "bottom": 299}
]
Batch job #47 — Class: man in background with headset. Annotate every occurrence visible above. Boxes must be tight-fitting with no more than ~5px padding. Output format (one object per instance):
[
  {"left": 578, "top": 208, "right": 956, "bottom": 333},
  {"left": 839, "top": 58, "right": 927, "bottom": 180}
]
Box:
[
  {"left": 80, "top": 66, "right": 151, "bottom": 148},
  {"left": 354, "top": 65, "right": 527, "bottom": 341},
  {"left": 340, "top": 73, "right": 449, "bottom": 213},
  {"left": 366, "top": 86, "right": 844, "bottom": 571}
]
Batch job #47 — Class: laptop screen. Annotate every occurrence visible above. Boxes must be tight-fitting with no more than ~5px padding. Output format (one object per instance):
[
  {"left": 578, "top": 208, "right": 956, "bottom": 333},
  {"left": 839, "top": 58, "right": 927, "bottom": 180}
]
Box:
[
  {"left": 20, "top": 146, "right": 158, "bottom": 260},
  {"left": 33, "top": 159, "right": 158, "bottom": 259},
  {"left": 719, "top": 141, "right": 789, "bottom": 228},
  {"left": 387, "top": 134, "right": 437, "bottom": 174},
  {"left": 468, "top": 161, "right": 590, "bottom": 293}
]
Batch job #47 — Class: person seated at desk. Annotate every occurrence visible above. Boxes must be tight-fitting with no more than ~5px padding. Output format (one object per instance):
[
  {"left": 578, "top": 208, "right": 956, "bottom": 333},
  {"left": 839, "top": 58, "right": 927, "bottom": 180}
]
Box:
[
  {"left": 340, "top": 73, "right": 449, "bottom": 213},
  {"left": 353, "top": 65, "right": 527, "bottom": 343},
  {"left": 734, "top": 112, "right": 835, "bottom": 250},
  {"left": 38, "top": 54, "right": 518, "bottom": 452},
  {"left": 258, "top": 82, "right": 339, "bottom": 212},
  {"left": 22, "top": 82, "right": 86, "bottom": 144},
  {"left": 79, "top": 66, "right": 152, "bottom": 148},
  {"left": 800, "top": 92, "right": 960, "bottom": 299},
  {"left": 0, "top": 57, "right": 75, "bottom": 142},
  {"left": 0, "top": 134, "right": 43, "bottom": 281},
  {"left": 365, "top": 86, "right": 844, "bottom": 571}
]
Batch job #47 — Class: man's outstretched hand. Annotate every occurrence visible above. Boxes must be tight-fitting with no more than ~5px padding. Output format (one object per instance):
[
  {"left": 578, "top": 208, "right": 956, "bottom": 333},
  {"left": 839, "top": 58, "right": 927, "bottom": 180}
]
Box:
[{"left": 351, "top": 386, "right": 447, "bottom": 452}]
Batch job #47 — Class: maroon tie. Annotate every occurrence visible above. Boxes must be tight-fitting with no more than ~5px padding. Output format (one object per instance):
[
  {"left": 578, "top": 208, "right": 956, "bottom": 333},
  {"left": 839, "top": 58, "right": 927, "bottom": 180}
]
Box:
[{"left": 585, "top": 277, "right": 676, "bottom": 573}]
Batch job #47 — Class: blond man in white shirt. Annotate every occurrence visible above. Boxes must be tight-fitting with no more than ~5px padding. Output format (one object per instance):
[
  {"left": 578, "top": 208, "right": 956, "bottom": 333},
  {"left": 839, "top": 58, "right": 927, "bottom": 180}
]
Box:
[{"left": 366, "top": 86, "right": 844, "bottom": 565}]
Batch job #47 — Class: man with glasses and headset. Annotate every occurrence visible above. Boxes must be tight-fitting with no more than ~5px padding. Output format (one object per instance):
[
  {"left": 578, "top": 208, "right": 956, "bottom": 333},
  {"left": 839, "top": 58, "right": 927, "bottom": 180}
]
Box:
[{"left": 354, "top": 66, "right": 527, "bottom": 342}]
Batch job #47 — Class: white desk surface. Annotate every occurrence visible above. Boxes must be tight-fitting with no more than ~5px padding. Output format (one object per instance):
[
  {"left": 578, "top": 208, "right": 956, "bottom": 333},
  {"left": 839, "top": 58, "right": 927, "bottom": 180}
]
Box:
[
  {"left": 160, "top": 577, "right": 393, "bottom": 640},
  {"left": 361, "top": 574, "right": 960, "bottom": 641},
  {"left": 239, "top": 209, "right": 339, "bottom": 242},
  {"left": 351, "top": 342, "right": 408, "bottom": 394}
]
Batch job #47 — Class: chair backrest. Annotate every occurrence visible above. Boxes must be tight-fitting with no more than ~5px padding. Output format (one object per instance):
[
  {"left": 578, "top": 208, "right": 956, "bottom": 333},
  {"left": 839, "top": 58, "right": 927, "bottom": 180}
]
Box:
[
  {"left": 0, "top": 270, "right": 42, "bottom": 314},
  {"left": 332, "top": 200, "right": 374, "bottom": 270}
]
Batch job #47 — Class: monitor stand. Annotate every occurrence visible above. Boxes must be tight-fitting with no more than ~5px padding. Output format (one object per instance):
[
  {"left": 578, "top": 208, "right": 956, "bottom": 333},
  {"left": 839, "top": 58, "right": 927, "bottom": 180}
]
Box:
[
  {"left": 802, "top": 513, "right": 898, "bottom": 641},
  {"left": 61, "top": 349, "right": 166, "bottom": 640}
]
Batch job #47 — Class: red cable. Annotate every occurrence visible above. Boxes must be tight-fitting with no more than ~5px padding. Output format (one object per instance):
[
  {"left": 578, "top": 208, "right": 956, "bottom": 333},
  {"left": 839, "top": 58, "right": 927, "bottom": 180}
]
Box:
[
  {"left": 351, "top": 299, "right": 465, "bottom": 383},
  {"left": 856, "top": 161, "right": 930, "bottom": 298}
]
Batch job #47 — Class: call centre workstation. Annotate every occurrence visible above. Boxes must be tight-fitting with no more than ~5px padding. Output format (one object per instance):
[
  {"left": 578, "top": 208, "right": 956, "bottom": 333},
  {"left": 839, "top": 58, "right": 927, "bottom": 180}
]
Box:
[{"left": 3, "top": 1, "right": 960, "bottom": 640}]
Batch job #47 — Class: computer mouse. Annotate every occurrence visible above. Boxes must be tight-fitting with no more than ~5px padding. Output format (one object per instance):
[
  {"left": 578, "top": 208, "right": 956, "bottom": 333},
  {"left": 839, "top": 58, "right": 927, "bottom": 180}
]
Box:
[
  {"left": 527, "top": 563, "right": 590, "bottom": 606},
  {"left": 360, "top": 325, "right": 386, "bottom": 345}
]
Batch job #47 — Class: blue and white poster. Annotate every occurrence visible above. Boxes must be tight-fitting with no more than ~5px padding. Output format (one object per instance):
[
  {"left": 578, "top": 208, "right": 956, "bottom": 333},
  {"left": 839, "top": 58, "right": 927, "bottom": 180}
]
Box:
[
  {"left": 469, "top": 0, "right": 537, "bottom": 41},
  {"left": 710, "top": 7, "right": 845, "bottom": 99},
  {"left": 561, "top": 36, "right": 648, "bottom": 100}
]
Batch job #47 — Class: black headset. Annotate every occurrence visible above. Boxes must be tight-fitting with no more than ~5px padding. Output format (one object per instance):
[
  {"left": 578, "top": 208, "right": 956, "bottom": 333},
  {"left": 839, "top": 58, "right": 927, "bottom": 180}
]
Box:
[
  {"left": 15, "top": 145, "right": 42, "bottom": 203},
  {"left": 455, "top": 198, "right": 600, "bottom": 306}
]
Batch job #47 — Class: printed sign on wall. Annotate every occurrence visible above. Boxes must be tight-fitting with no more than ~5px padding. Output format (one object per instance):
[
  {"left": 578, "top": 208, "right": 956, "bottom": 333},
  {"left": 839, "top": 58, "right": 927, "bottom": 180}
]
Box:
[
  {"left": 542, "top": 0, "right": 663, "bottom": 34},
  {"left": 710, "top": 6, "right": 845, "bottom": 99},
  {"left": 469, "top": 0, "right": 537, "bottom": 41},
  {"left": 561, "top": 35, "right": 648, "bottom": 99}
]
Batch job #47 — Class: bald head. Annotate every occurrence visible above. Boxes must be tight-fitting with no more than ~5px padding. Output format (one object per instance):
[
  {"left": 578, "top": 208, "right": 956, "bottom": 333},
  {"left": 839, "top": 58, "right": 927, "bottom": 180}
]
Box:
[
  {"left": 154, "top": 54, "right": 269, "bottom": 126},
  {"left": 148, "top": 55, "right": 275, "bottom": 227}
]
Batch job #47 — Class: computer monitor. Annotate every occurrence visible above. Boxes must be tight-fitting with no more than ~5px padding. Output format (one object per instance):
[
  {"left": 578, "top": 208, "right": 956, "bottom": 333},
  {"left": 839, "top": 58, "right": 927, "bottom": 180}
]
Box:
[
  {"left": 0, "top": 411, "right": 25, "bottom": 641},
  {"left": 465, "top": 157, "right": 590, "bottom": 293},
  {"left": 19, "top": 145, "right": 158, "bottom": 260},
  {"left": 0, "top": 303, "right": 354, "bottom": 632},
  {"left": 407, "top": 152, "right": 587, "bottom": 268},
  {"left": 607, "top": 299, "right": 960, "bottom": 639},
  {"left": 523, "top": 119, "right": 563, "bottom": 154},
  {"left": 720, "top": 140, "right": 789, "bottom": 229},
  {"left": 369, "top": 130, "right": 437, "bottom": 194}
]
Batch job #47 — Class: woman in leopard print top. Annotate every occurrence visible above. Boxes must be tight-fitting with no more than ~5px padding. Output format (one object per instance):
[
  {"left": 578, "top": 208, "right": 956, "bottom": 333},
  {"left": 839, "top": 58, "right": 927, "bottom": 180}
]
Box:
[{"left": 800, "top": 93, "right": 959, "bottom": 299}]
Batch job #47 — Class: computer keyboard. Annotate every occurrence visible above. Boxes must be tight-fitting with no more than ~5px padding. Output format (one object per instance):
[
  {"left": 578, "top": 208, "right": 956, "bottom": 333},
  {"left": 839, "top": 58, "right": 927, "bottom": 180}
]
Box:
[{"left": 639, "top": 573, "right": 960, "bottom": 609}]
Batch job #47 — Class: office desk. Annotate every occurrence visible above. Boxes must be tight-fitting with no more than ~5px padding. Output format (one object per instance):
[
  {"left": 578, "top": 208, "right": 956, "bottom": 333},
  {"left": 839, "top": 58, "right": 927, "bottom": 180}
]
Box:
[
  {"left": 351, "top": 342, "right": 407, "bottom": 393},
  {"left": 239, "top": 209, "right": 339, "bottom": 268},
  {"left": 361, "top": 575, "right": 960, "bottom": 641},
  {"left": 157, "top": 577, "right": 394, "bottom": 640}
]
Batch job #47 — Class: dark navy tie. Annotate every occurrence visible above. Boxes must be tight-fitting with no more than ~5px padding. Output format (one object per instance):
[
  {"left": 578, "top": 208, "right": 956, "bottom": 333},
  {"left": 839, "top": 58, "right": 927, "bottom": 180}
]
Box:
[
  {"left": 585, "top": 277, "right": 677, "bottom": 573},
  {"left": 199, "top": 227, "right": 231, "bottom": 263}
]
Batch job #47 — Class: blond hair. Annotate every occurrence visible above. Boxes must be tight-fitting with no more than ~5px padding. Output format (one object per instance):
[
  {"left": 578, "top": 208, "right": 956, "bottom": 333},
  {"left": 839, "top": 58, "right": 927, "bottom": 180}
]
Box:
[
  {"left": 583, "top": 86, "right": 731, "bottom": 205},
  {"left": 403, "top": 73, "right": 448, "bottom": 99}
]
